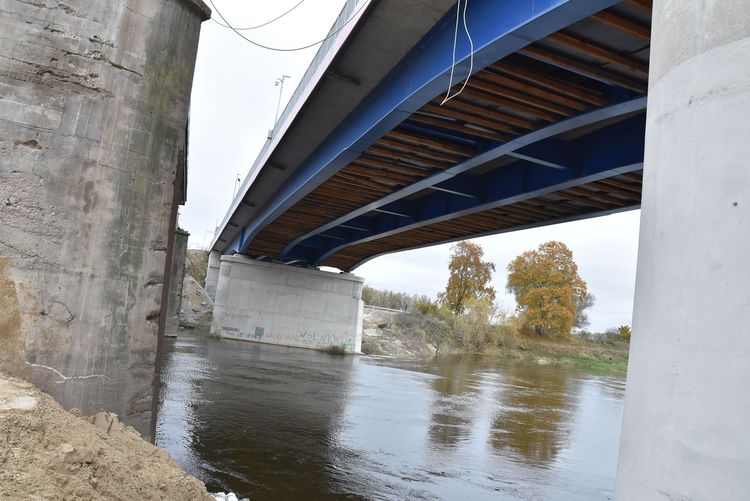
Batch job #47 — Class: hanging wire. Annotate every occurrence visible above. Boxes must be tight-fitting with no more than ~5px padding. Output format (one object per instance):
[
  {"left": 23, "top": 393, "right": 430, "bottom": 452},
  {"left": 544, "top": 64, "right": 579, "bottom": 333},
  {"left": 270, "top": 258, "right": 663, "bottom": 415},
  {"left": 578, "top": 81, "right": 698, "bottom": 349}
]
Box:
[
  {"left": 210, "top": 0, "right": 306, "bottom": 31},
  {"left": 207, "top": 0, "right": 370, "bottom": 52},
  {"left": 441, "top": 0, "right": 474, "bottom": 105}
]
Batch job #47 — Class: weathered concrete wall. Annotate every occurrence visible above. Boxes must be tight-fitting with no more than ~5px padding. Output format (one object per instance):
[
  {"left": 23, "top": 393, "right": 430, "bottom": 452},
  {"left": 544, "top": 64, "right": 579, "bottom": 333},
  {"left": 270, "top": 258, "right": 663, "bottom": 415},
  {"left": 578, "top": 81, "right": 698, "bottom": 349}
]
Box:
[
  {"left": 204, "top": 249, "right": 220, "bottom": 300},
  {"left": 165, "top": 228, "right": 189, "bottom": 335},
  {"left": 0, "top": 0, "right": 208, "bottom": 437},
  {"left": 615, "top": 0, "right": 750, "bottom": 498},
  {"left": 211, "top": 256, "right": 364, "bottom": 353}
]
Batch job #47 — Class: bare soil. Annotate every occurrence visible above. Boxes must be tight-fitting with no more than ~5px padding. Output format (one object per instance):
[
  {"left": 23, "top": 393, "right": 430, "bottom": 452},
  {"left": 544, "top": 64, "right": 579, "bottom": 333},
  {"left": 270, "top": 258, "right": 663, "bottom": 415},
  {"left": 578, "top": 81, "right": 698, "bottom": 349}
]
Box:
[{"left": 0, "top": 373, "right": 213, "bottom": 500}]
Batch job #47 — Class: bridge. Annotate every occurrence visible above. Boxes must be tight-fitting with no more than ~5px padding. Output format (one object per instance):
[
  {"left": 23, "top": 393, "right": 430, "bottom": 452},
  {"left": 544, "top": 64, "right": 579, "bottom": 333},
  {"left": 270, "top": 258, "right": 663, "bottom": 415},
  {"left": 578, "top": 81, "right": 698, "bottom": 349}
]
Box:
[
  {"left": 206, "top": 0, "right": 649, "bottom": 353},
  {"left": 211, "top": 0, "right": 648, "bottom": 271}
]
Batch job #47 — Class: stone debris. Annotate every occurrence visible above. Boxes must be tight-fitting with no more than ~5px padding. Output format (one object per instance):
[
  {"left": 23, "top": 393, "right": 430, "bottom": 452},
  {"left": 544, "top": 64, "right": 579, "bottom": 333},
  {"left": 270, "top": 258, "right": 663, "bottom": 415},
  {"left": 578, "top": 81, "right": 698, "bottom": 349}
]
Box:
[
  {"left": 178, "top": 274, "right": 214, "bottom": 332},
  {"left": 211, "top": 492, "right": 249, "bottom": 501}
]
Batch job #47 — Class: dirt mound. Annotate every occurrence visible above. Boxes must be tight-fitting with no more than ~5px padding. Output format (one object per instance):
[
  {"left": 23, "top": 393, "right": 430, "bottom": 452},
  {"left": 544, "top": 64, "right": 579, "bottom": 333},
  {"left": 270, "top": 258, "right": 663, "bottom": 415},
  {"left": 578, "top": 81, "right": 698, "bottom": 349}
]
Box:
[
  {"left": 0, "top": 374, "right": 213, "bottom": 500},
  {"left": 179, "top": 275, "right": 213, "bottom": 333}
]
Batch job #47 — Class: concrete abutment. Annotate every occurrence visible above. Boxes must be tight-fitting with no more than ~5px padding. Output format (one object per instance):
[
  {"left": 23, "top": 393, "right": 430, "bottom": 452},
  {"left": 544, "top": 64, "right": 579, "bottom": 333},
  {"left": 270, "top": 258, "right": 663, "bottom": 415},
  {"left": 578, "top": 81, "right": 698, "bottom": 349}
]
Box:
[
  {"left": 615, "top": 0, "right": 750, "bottom": 498},
  {"left": 211, "top": 256, "right": 364, "bottom": 353}
]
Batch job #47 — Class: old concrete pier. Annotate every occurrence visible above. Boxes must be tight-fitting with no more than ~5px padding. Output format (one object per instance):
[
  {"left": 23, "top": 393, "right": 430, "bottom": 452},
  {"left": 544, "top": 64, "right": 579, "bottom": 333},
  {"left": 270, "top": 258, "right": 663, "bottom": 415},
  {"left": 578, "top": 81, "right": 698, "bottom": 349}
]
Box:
[
  {"left": 0, "top": 0, "right": 209, "bottom": 436},
  {"left": 165, "top": 228, "right": 189, "bottom": 335},
  {"left": 615, "top": 0, "right": 750, "bottom": 498}
]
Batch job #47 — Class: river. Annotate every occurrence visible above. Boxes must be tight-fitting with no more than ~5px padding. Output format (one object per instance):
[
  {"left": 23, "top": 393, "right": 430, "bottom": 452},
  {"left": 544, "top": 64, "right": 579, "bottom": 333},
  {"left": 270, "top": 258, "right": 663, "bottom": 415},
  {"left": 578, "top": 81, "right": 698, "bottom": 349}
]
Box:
[{"left": 155, "top": 336, "right": 625, "bottom": 500}]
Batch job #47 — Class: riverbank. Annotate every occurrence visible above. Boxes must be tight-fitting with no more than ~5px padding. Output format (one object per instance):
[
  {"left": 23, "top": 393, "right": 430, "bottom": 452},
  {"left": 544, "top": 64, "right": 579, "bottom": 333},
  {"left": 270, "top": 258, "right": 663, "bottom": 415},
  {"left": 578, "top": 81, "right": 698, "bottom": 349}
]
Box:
[
  {"left": 0, "top": 373, "right": 214, "bottom": 500},
  {"left": 361, "top": 307, "right": 629, "bottom": 375}
]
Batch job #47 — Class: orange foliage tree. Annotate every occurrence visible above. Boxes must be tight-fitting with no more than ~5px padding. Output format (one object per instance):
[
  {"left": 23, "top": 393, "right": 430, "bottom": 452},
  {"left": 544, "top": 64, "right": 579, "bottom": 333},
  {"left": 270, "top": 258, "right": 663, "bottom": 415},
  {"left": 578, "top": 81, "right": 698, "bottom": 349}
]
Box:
[
  {"left": 506, "top": 241, "right": 589, "bottom": 338},
  {"left": 439, "top": 241, "right": 496, "bottom": 315}
]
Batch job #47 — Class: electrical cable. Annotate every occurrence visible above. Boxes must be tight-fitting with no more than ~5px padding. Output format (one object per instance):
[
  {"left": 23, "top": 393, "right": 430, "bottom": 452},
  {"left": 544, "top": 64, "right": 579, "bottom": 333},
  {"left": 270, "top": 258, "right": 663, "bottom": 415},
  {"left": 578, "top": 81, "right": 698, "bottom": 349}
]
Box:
[
  {"left": 210, "top": 0, "right": 306, "bottom": 31},
  {"left": 441, "top": 0, "right": 474, "bottom": 105},
  {"left": 207, "top": 0, "right": 370, "bottom": 52}
]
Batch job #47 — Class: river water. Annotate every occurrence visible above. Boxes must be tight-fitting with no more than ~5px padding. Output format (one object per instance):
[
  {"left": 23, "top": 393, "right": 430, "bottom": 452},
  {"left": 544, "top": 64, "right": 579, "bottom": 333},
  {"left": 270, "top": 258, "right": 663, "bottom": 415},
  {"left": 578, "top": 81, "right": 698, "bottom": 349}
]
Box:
[{"left": 155, "top": 336, "right": 625, "bottom": 500}]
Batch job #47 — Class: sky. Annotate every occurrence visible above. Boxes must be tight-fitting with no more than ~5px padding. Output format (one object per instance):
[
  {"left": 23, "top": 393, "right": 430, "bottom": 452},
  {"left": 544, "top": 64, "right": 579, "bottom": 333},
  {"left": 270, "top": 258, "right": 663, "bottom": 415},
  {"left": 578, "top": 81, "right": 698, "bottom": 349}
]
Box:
[{"left": 182, "top": 0, "right": 642, "bottom": 333}]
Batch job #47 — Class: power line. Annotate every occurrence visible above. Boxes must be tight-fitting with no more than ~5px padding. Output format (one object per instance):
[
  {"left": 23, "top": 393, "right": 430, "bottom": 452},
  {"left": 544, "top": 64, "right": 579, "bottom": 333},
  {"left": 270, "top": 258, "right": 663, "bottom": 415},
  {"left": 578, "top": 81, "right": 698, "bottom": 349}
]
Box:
[
  {"left": 210, "top": 0, "right": 306, "bottom": 31},
  {"left": 441, "top": 0, "right": 474, "bottom": 105},
  {"left": 207, "top": 0, "right": 370, "bottom": 52}
]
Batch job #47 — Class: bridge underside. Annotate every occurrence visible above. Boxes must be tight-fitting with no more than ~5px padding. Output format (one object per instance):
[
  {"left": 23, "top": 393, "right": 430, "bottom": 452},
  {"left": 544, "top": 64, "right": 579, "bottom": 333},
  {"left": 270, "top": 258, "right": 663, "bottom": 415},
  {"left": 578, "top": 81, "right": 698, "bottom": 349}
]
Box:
[{"left": 221, "top": 0, "right": 651, "bottom": 271}]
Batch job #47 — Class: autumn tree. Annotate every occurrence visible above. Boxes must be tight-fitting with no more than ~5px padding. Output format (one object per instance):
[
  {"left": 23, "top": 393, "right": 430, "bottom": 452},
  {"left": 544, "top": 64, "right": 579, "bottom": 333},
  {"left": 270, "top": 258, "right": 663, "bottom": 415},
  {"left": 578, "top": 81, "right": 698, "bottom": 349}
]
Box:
[
  {"left": 439, "top": 241, "right": 496, "bottom": 315},
  {"left": 506, "top": 241, "right": 590, "bottom": 338}
]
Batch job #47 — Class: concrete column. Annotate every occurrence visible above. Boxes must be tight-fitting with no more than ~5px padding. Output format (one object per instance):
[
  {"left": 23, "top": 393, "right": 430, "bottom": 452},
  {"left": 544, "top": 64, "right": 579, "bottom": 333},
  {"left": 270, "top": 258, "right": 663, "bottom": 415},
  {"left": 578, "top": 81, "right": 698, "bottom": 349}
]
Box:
[
  {"left": 211, "top": 255, "right": 364, "bottom": 353},
  {"left": 204, "top": 249, "right": 221, "bottom": 300},
  {"left": 165, "top": 228, "right": 190, "bottom": 336},
  {"left": 615, "top": 1, "right": 750, "bottom": 499},
  {"left": 0, "top": 0, "right": 209, "bottom": 437}
]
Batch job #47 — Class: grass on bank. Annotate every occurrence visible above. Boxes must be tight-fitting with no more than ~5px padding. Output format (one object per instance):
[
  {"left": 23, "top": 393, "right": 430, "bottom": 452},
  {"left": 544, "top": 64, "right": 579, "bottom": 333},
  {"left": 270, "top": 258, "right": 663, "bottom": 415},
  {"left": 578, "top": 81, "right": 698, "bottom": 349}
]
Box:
[
  {"left": 363, "top": 308, "right": 630, "bottom": 376},
  {"left": 483, "top": 336, "right": 629, "bottom": 376}
]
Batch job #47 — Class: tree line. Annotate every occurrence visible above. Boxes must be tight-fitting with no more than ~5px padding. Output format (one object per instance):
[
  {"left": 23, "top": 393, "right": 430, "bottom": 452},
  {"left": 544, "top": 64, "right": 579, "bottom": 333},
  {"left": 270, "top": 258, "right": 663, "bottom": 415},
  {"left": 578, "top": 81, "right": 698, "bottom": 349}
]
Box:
[
  {"left": 363, "top": 240, "right": 631, "bottom": 352},
  {"left": 360, "top": 286, "right": 431, "bottom": 312}
]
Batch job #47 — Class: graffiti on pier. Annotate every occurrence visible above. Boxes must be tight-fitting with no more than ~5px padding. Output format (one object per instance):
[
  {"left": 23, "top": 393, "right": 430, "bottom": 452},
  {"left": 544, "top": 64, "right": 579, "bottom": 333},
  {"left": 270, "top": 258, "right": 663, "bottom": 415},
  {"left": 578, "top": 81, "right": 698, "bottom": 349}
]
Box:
[
  {"left": 342, "top": 338, "right": 355, "bottom": 352},
  {"left": 221, "top": 326, "right": 264, "bottom": 340},
  {"left": 220, "top": 326, "right": 358, "bottom": 352},
  {"left": 297, "top": 330, "right": 335, "bottom": 345}
]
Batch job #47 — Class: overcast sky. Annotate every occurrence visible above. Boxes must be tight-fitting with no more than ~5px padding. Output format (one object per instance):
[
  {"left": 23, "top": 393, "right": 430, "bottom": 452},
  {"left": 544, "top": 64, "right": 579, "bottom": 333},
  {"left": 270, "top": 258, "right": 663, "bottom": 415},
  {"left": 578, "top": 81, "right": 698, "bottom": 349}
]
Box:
[{"left": 183, "top": 0, "right": 642, "bottom": 333}]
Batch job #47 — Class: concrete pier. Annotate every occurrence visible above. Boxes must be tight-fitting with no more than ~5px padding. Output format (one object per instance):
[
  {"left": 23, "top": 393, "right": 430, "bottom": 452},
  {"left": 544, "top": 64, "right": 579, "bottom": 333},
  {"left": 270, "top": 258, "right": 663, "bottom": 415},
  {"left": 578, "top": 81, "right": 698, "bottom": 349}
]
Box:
[
  {"left": 204, "top": 249, "right": 221, "bottom": 300},
  {"left": 615, "top": 1, "right": 750, "bottom": 498},
  {"left": 0, "top": 0, "right": 209, "bottom": 437},
  {"left": 165, "top": 228, "right": 190, "bottom": 335},
  {"left": 211, "top": 256, "right": 364, "bottom": 353}
]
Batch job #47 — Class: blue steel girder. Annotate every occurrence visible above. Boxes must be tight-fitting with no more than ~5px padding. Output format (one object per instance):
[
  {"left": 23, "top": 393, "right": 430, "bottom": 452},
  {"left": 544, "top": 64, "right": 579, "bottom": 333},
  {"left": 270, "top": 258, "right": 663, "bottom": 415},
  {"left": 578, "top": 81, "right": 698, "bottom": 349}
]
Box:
[
  {"left": 351, "top": 198, "right": 637, "bottom": 272},
  {"left": 283, "top": 113, "right": 645, "bottom": 266},
  {"left": 280, "top": 96, "right": 646, "bottom": 260},
  {"left": 229, "top": 0, "right": 625, "bottom": 256}
]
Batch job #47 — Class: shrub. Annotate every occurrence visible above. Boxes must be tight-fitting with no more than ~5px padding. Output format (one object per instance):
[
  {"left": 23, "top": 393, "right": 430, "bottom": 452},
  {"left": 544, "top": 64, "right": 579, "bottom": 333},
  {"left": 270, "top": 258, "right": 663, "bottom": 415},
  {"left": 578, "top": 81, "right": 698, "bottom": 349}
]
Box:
[
  {"left": 618, "top": 325, "right": 632, "bottom": 342},
  {"left": 323, "top": 345, "right": 347, "bottom": 355},
  {"left": 414, "top": 298, "right": 439, "bottom": 315},
  {"left": 185, "top": 249, "right": 208, "bottom": 284}
]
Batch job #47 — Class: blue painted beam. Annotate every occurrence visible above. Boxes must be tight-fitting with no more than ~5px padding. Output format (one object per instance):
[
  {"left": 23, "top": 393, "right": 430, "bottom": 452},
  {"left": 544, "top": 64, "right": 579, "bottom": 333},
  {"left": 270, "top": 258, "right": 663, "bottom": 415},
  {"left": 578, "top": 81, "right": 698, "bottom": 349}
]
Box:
[
  {"left": 507, "top": 138, "right": 575, "bottom": 170},
  {"left": 350, "top": 202, "right": 638, "bottom": 271},
  {"left": 280, "top": 96, "right": 646, "bottom": 259},
  {"left": 303, "top": 113, "right": 645, "bottom": 266},
  {"left": 428, "top": 185, "right": 476, "bottom": 198},
  {"left": 226, "top": 0, "right": 623, "bottom": 255}
]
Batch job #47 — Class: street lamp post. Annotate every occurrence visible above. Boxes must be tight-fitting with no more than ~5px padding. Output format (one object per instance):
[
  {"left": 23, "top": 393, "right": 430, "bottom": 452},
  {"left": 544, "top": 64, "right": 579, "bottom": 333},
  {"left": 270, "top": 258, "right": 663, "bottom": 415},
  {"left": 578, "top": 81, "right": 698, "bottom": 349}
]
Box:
[{"left": 274, "top": 75, "right": 291, "bottom": 126}]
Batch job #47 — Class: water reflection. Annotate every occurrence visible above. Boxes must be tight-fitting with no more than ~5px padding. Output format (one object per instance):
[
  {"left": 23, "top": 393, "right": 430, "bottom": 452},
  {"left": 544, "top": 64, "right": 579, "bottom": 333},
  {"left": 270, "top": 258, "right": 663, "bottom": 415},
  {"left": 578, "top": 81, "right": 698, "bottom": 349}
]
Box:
[
  {"left": 156, "top": 337, "right": 624, "bottom": 500},
  {"left": 490, "top": 367, "right": 576, "bottom": 466},
  {"left": 156, "top": 338, "right": 357, "bottom": 500},
  {"left": 427, "top": 356, "right": 482, "bottom": 449}
]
